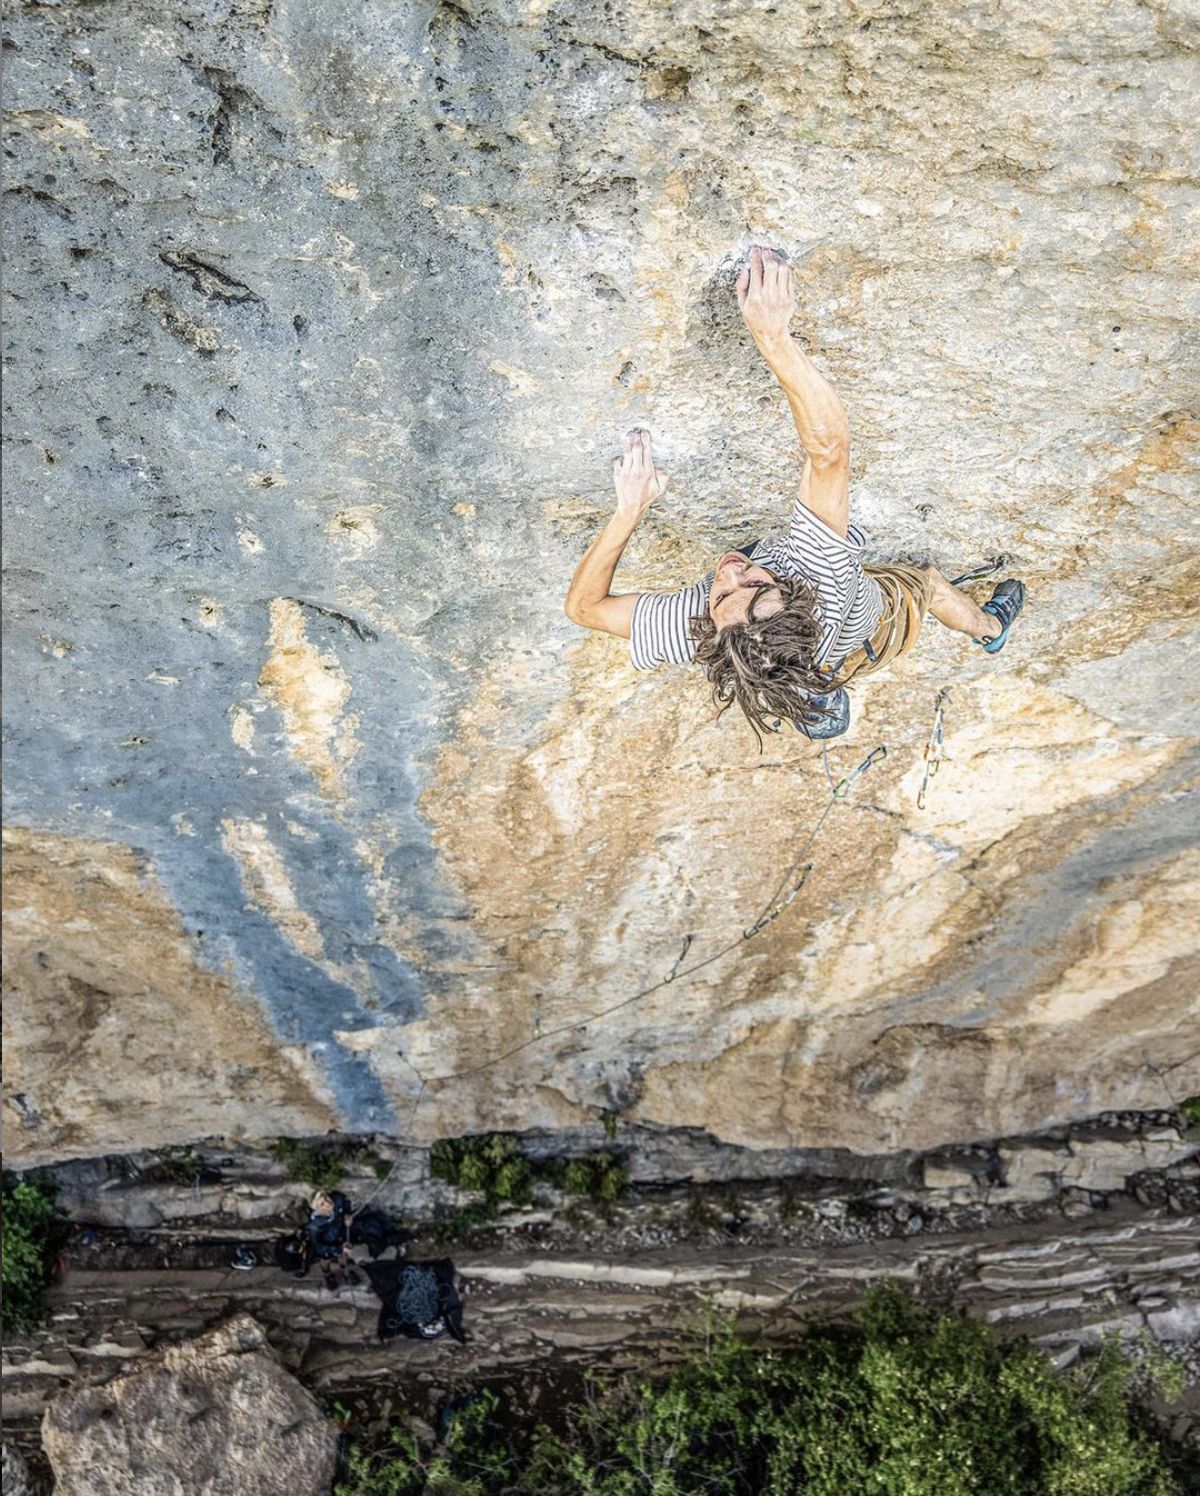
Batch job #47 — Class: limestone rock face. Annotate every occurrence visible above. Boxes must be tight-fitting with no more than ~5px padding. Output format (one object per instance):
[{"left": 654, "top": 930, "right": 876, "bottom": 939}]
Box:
[
  {"left": 41, "top": 1316, "right": 337, "bottom": 1496},
  {"left": 3, "top": 0, "right": 1198, "bottom": 1164}
]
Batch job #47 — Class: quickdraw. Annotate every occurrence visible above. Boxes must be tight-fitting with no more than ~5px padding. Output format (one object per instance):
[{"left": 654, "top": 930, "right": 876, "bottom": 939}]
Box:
[
  {"left": 744, "top": 864, "right": 813, "bottom": 940},
  {"left": 950, "top": 554, "right": 1006, "bottom": 588},
  {"left": 664, "top": 934, "right": 693, "bottom": 982},
  {"left": 832, "top": 744, "right": 887, "bottom": 800},
  {"left": 918, "top": 688, "right": 951, "bottom": 810}
]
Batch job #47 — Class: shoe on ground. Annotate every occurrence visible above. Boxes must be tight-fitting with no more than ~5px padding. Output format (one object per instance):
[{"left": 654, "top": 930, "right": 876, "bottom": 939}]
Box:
[{"left": 975, "top": 580, "right": 1026, "bottom": 654}]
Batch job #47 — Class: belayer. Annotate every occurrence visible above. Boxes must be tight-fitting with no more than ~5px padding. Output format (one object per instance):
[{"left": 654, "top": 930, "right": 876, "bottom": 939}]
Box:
[
  {"left": 304, "top": 1188, "right": 359, "bottom": 1290},
  {"left": 272, "top": 1194, "right": 464, "bottom": 1343},
  {"left": 273, "top": 1189, "right": 409, "bottom": 1292},
  {"left": 565, "top": 246, "right": 1026, "bottom": 741}
]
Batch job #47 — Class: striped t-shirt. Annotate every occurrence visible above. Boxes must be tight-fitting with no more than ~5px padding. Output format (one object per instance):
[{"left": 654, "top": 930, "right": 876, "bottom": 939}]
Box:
[{"left": 629, "top": 499, "right": 884, "bottom": 672}]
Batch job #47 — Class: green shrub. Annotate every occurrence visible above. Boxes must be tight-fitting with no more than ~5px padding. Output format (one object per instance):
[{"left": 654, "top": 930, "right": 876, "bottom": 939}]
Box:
[
  {"left": 271, "top": 1137, "right": 387, "bottom": 1193},
  {"left": 337, "top": 1391, "right": 517, "bottom": 1496},
  {"left": 336, "top": 1422, "right": 430, "bottom": 1496},
  {"left": 430, "top": 1134, "right": 628, "bottom": 1223},
  {"left": 154, "top": 1145, "right": 207, "bottom": 1185},
  {"left": 561, "top": 1158, "right": 593, "bottom": 1195},
  {"left": 492, "top": 1157, "right": 534, "bottom": 1206},
  {"left": 1179, "top": 1096, "right": 1200, "bottom": 1127},
  {"left": 334, "top": 1285, "right": 1189, "bottom": 1496},
  {"left": 430, "top": 1134, "right": 533, "bottom": 1208},
  {"left": 562, "top": 1152, "right": 629, "bottom": 1203},
  {"left": 2, "top": 1174, "right": 63, "bottom": 1335}
]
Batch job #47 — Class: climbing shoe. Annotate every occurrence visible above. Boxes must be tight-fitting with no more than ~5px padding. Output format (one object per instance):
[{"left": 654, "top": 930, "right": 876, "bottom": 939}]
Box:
[
  {"left": 793, "top": 686, "right": 850, "bottom": 740},
  {"left": 975, "top": 580, "right": 1026, "bottom": 654}
]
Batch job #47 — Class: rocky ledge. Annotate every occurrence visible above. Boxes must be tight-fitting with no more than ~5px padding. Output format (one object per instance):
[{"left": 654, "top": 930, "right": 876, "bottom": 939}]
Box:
[{"left": 5, "top": 1111, "right": 1196, "bottom": 1470}]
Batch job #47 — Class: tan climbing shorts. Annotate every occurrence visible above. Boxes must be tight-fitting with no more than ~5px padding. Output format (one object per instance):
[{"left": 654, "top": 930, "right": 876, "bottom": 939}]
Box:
[{"left": 836, "top": 562, "right": 936, "bottom": 686}]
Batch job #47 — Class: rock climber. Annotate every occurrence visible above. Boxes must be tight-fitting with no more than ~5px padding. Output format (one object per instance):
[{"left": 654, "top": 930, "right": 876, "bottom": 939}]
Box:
[{"left": 564, "top": 246, "right": 1026, "bottom": 740}]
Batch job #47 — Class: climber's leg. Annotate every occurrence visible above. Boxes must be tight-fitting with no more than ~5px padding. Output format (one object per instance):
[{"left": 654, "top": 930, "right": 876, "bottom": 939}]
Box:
[{"left": 920, "top": 565, "right": 1002, "bottom": 640}]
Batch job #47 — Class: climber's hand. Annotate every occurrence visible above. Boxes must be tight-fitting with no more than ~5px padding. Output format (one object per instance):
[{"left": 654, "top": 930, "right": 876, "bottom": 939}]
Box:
[
  {"left": 737, "top": 246, "right": 793, "bottom": 348},
  {"left": 612, "top": 428, "right": 669, "bottom": 525}
]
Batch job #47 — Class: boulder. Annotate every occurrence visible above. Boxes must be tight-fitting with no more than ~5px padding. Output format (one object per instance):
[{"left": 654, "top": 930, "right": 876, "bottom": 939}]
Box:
[{"left": 41, "top": 1316, "right": 337, "bottom": 1496}]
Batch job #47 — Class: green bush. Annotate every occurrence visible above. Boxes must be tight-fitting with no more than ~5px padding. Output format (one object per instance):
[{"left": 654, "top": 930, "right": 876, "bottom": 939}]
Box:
[
  {"left": 2, "top": 1174, "right": 63, "bottom": 1335},
  {"left": 333, "top": 1285, "right": 1189, "bottom": 1496},
  {"left": 1179, "top": 1096, "right": 1200, "bottom": 1127},
  {"left": 562, "top": 1152, "right": 629, "bottom": 1203},
  {"left": 430, "top": 1134, "right": 533, "bottom": 1208},
  {"left": 154, "top": 1145, "right": 207, "bottom": 1185},
  {"left": 337, "top": 1390, "right": 516, "bottom": 1496},
  {"left": 271, "top": 1137, "right": 385, "bottom": 1193},
  {"left": 430, "top": 1134, "right": 629, "bottom": 1227},
  {"left": 336, "top": 1422, "right": 432, "bottom": 1496}
]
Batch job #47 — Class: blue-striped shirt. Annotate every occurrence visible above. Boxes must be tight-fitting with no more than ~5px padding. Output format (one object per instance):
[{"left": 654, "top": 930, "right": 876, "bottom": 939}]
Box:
[{"left": 629, "top": 500, "right": 884, "bottom": 672}]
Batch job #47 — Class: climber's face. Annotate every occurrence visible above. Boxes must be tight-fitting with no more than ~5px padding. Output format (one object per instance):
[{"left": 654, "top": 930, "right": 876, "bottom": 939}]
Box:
[
  {"left": 710, "top": 553, "right": 784, "bottom": 630},
  {"left": 310, "top": 1190, "right": 334, "bottom": 1215}
]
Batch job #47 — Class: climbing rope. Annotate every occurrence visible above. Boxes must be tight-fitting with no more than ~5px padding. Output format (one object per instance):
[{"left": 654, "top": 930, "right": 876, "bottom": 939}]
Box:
[
  {"left": 348, "top": 562, "right": 1007, "bottom": 1207},
  {"left": 354, "top": 741, "right": 887, "bottom": 1209}
]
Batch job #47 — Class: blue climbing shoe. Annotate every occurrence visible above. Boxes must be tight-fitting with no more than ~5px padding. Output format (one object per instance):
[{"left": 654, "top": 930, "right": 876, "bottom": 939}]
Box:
[
  {"left": 793, "top": 686, "right": 850, "bottom": 740},
  {"left": 975, "top": 580, "right": 1026, "bottom": 654}
]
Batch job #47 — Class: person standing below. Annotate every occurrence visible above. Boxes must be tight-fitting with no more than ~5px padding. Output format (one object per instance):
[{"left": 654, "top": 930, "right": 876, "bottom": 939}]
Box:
[
  {"left": 565, "top": 246, "right": 1025, "bottom": 741},
  {"left": 305, "top": 1188, "right": 362, "bottom": 1291}
]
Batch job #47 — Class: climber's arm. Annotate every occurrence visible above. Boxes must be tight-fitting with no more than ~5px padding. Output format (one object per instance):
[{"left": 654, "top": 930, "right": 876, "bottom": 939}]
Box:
[
  {"left": 564, "top": 512, "right": 640, "bottom": 638},
  {"left": 761, "top": 337, "right": 850, "bottom": 538},
  {"left": 738, "top": 247, "right": 851, "bottom": 538},
  {"left": 565, "top": 428, "right": 669, "bottom": 639}
]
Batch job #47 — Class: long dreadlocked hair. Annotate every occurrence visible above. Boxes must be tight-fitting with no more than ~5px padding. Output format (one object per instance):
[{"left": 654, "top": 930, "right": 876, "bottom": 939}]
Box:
[{"left": 688, "top": 572, "right": 838, "bottom": 746}]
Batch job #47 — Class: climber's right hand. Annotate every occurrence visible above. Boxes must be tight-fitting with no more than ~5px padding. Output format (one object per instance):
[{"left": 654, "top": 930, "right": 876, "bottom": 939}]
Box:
[
  {"left": 737, "top": 246, "right": 793, "bottom": 349},
  {"left": 612, "top": 428, "right": 669, "bottom": 526}
]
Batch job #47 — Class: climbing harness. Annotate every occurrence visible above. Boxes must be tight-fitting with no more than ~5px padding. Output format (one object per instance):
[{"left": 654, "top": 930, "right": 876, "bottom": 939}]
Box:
[
  {"left": 356, "top": 741, "right": 888, "bottom": 1210},
  {"left": 917, "top": 689, "right": 951, "bottom": 811}
]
